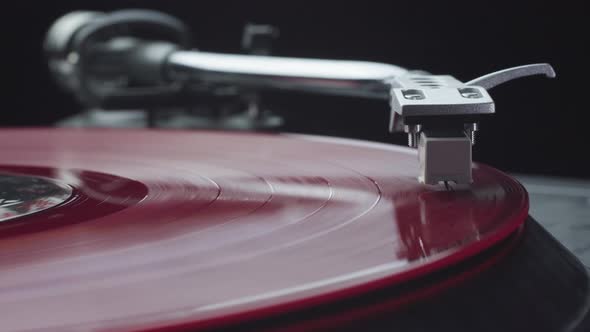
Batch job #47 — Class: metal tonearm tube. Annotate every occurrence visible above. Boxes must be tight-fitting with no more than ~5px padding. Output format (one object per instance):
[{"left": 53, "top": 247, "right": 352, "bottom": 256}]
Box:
[{"left": 166, "top": 52, "right": 407, "bottom": 99}]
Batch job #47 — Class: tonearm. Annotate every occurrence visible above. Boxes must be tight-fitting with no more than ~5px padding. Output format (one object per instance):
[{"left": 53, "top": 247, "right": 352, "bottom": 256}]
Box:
[{"left": 45, "top": 9, "right": 555, "bottom": 187}]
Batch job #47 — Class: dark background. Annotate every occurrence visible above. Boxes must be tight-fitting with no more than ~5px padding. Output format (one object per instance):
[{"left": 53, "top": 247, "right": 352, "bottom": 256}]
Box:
[{"left": 0, "top": 1, "right": 586, "bottom": 178}]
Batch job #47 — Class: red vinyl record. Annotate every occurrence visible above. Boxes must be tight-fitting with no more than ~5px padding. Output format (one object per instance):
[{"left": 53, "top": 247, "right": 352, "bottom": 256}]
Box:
[{"left": 0, "top": 129, "right": 528, "bottom": 332}]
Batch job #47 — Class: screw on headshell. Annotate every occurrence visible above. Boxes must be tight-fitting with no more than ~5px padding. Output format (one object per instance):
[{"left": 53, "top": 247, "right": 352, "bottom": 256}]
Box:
[
  {"left": 404, "top": 124, "right": 422, "bottom": 148},
  {"left": 464, "top": 123, "right": 478, "bottom": 145}
]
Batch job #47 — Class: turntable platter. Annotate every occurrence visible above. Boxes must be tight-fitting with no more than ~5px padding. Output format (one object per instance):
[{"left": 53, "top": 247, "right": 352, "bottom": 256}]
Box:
[{"left": 0, "top": 129, "right": 528, "bottom": 331}]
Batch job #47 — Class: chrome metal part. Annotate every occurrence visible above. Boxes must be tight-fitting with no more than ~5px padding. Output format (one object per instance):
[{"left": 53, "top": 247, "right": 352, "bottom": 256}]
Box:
[
  {"left": 466, "top": 63, "right": 556, "bottom": 90},
  {"left": 464, "top": 122, "right": 479, "bottom": 145},
  {"left": 404, "top": 124, "right": 422, "bottom": 148},
  {"left": 165, "top": 54, "right": 555, "bottom": 187},
  {"left": 166, "top": 51, "right": 406, "bottom": 99},
  {"left": 386, "top": 64, "right": 554, "bottom": 186},
  {"left": 388, "top": 74, "right": 494, "bottom": 132}
]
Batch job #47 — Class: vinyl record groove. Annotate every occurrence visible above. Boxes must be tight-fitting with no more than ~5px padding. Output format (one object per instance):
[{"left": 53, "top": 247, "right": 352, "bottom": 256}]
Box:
[{"left": 0, "top": 129, "right": 528, "bottom": 331}]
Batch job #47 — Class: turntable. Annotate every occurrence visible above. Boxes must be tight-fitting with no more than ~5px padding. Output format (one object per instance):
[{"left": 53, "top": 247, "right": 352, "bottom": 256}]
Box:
[{"left": 0, "top": 9, "right": 587, "bottom": 332}]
